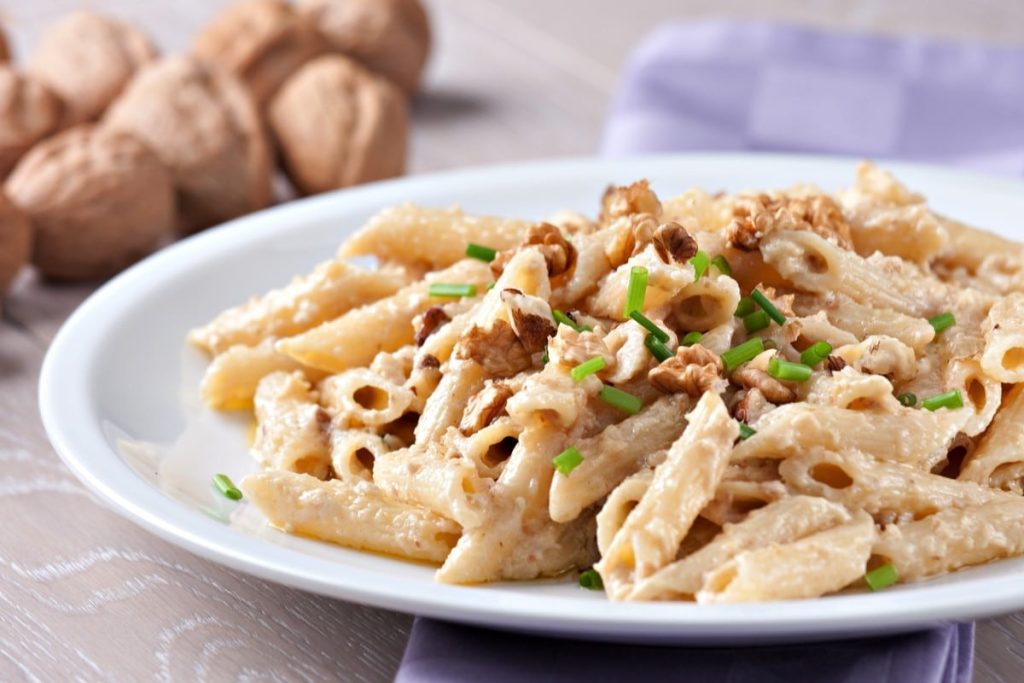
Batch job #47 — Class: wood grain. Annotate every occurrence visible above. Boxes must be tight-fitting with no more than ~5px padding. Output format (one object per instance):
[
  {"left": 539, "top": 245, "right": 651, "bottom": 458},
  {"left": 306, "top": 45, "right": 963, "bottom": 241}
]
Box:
[{"left": 1, "top": 0, "right": 1023, "bottom": 681}]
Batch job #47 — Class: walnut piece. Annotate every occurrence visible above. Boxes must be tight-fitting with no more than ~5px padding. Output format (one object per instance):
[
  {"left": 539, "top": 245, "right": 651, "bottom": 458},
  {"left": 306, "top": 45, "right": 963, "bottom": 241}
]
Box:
[
  {"left": 649, "top": 344, "right": 724, "bottom": 397},
  {"left": 600, "top": 179, "right": 661, "bottom": 223},
  {"left": 549, "top": 326, "right": 614, "bottom": 368},
  {"left": 414, "top": 305, "right": 450, "bottom": 346},
  {"left": 500, "top": 288, "right": 555, "bottom": 353},
  {"left": 193, "top": 0, "right": 323, "bottom": 107},
  {"left": 652, "top": 221, "right": 698, "bottom": 264},
  {"left": 727, "top": 192, "right": 853, "bottom": 251},
  {"left": 459, "top": 382, "right": 513, "bottom": 435},
  {"left": 733, "top": 388, "right": 773, "bottom": 424},
  {"left": 826, "top": 355, "right": 847, "bottom": 372},
  {"left": 731, "top": 366, "right": 796, "bottom": 404},
  {"left": 105, "top": 55, "right": 272, "bottom": 234},
  {"left": 0, "top": 66, "right": 61, "bottom": 178},
  {"left": 31, "top": 11, "right": 157, "bottom": 126},
  {"left": 604, "top": 213, "right": 657, "bottom": 266},
  {"left": 298, "top": 0, "right": 430, "bottom": 95},
  {"left": 269, "top": 54, "right": 407, "bottom": 195},
  {"left": 523, "top": 222, "right": 574, "bottom": 276},
  {"left": 5, "top": 125, "right": 175, "bottom": 281},
  {"left": 456, "top": 319, "right": 533, "bottom": 377},
  {"left": 0, "top": 191, "right": 30, "bottom": 300}
]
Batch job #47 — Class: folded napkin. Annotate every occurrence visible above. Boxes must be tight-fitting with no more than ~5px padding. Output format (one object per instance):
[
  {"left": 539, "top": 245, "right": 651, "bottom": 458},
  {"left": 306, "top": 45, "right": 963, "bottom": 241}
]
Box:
[{"left": 397, "top": 20, "right": 1016, "bottom": 682}]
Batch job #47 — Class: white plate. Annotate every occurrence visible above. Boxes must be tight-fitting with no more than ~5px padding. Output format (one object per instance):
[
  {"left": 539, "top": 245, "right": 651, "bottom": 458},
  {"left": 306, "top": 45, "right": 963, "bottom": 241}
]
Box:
[{"left": 40, "top": 154, "right": 1024, "bottom": 644}]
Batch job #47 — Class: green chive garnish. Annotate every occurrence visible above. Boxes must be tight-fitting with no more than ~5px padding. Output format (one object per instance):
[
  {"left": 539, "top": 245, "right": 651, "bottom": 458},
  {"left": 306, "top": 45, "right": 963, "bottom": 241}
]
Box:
[
  {"left": 734, "top": 296, "right": 756, "bottom": 317},
  {"left": 738, "top": 423, "right": 756, "bottom": 440},
  {"left": 623, "top": 266, "right": 649, "bottom": 318},
  {"left": 710, "top": 254, "right": 732, "bottom": 276},
  {"left": 921, "top": 389, "right": 964, "bottom": 411},
  {"left": 767, "top": 356, "right": 812, "bottom": 382},
  {"left": 571, "top": 356, "right": 606, "bottom": 382},
  {"left": 864, "top": 563, "right": 898, "bottom": 592},
  {"left": 751, "top": 289, "right": 786, "bottom": 325},
  {"left": 800, "top": 341, "right": 833, "bottom": 367},
  {"left": 553, "top": 446, "right": 583, "bottom": 475},
  {"left": 213, "top": 473, "right": 242, "bottom": 501},
  {"left": 742, "top": 310, "right": 770, "bottom": 333},
  {"left": 542, "top": 347, "right": 549, "bottom": 364},
  {"left": 429, "top": 283, "right": 477, "bottom": 298},
  {"left": 629, "top": 310, "right": 669, "bottom": 343},
  {"left": 465, "top": 243, "right": 497, "bottom": 262},
  {"left": 486, "top": 282, "right": 496, "bottom": 290},
  {"left": 681, "top": 331, "right": 703, "bottom": 347},
  {"left": 599, "top": 385, "right": 642, "bottom": 415},
  {"left": 579, "top": 568, "right": 603, "bottom": 590},
  {"left": 645, "top": 334, "right": 673, "bottom": 362},
  {"left": 897, "top": 392, "right": 917, "bottom": 408},
  {"left": 721, "top": 338, "right": 765, "bottom": 372},
  {"left": 690, "top": 250, "right": 710, "bottom": 279},
  {"left": 928, "top": 312, "right": 955, "bottom": 334},
  {"left": 553, "top": 309, "right": 588, "bottom": 333}
]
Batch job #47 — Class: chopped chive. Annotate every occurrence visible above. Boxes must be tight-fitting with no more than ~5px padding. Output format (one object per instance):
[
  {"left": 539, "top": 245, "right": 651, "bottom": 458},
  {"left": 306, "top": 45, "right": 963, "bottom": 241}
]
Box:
[
  {"left": 212, "top": 473, "right": 242, "bottom": 501},
  {"left": 486, "top": 282, "right": 496, "bottom": 290},
  {"left": 921, "top": 389, "right": 963, "bottom": 411},
  {"left": 681, "top": 331, "right": 703, "bottom": 347},
  {"left": 721, "top": 338, "right": 765, "bottom": 372},
  {"left": 629, "top": 310, "right": 670, "bottom": 343},
  {"left": 690, "top": 250, "right": 710, "bottom": 279},
  {"left": 571, "top": 356, "right": 606, "bottom": 382},
  {"left": 429, "top": 282, "right": 477, "bottom": 298},
  {"left": 767, "top": 357, "right": 813, "bottom": 382},
  {"left": 800, "top": 341, "right": 833, "bottom": 367},
  {"left": 738, "top": 422, "right": 756, "bottom": 440},
  {"left": 928, "top": 312, "right": 956, "bottom": 334},
  {"left": 542, "top": 347, "right": 549, "bottom": 364},
  {"left": 751, "top": 289, "right": 786, "bottom": 325},
  {"left": 465, "top": 243, "right": 497, "bottom": 262},
  {"left": 734, "top": 296, "right": 756, "bottom": 317},
  {"left": 645, "top": 334, "right": 673, "bottom": 362},
  {"left": 579, "top": 568, "right": 603, "bottom": 590},
  {"left": 710, "top": 254, "right": 732, "bottom": 276},
  {"left": 864, "top": 563, "right": 898, "bottom": 592},
  {"left": 623, "top": 266, "right": 649, "bottom": 318},
  {"left": 742, "top": 310, "right": 770, "bottom": 333},
  {"left": 552, "top": 446, "right": 583, "bottom": 475},
  {"left": 553, "top": 309, "right": 587, "bottom": 333},
  {"left": 599, "top": 385, "right": 643, "bottom": 415},
  {"left": 897, "top": 392, "right": 917, "bottom": 408}
]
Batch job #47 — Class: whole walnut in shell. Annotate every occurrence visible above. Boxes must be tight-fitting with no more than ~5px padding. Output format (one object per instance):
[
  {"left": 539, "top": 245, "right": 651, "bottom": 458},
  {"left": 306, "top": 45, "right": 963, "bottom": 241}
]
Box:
[
  {"left": 5, "top": 125, "right": 175, "bottom": 281},
  {"left": 105, "top": 56, "right": 272, "bottom": 234},
  {"left": 269, "top": 55, "right": 407, "bottom": 195},
  {"left": 0, "top": 66, "right": 62, "bottom": 178},
  {"left": 30, "top": 11, "right": 158, "bottom": 127},
  {"left": 194, "top": 0, "right": 322, "bottom": 107},
  {"left": 0, "top": 191, "right": 31, "bottom": 300},
  {"left": 298, "top": 0, "right": 430, "bottom": 94}
]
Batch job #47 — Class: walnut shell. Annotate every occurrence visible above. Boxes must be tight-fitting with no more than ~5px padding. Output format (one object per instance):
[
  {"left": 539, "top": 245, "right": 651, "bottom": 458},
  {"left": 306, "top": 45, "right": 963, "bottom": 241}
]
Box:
[
  {"left": 0, "top": 190, "right": 31, "bottom": 299},
  {"left": 30, "top": 11, "right": 158, "bottom": 127},
  {"left": 105, "top": 56, "right": 272, "bottom": 234},
  {"left": 0, "top": 66, "right": 62, "bottom": 178},
  {"left": 298, "top": 0, "right": 430, "bottom": 94},
  {"left": 193, "top": 0, "right": 323, "bottom": 107},
  {"left": 5, "top": 125, "right": 175, "bottom": 281},
  {"left": 269, "top": 55, "right": 407, "bottom": 195}
]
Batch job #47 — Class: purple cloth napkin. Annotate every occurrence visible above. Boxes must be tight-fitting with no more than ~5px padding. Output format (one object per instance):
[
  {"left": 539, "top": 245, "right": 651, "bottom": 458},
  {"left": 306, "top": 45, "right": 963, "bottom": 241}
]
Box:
[{"left": 397, "top": 20, "right": 1016, "bottom": 682}]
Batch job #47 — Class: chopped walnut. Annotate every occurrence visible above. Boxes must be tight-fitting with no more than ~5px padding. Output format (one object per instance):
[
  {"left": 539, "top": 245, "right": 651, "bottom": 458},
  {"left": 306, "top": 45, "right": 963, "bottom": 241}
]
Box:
[
  {"left": 604, "top": 213, "right": 657, "bottom": 266},
  {"left": 600, "top": 179, "right": 661, "bottom": 222},
  {"left": 726, "top": 192, "right": 853, "bottom": 251},
  {"left": 500, "top": 288, "right": 555, "bottom": 353},
  {"left": 652, "top": 221, "right": 698, "bottom": 264},
  {"left": 455, "top": 319, "right": 533, "bottom": 377},
  {"left": 648, "top": 344, "right": 724, "bottom": 397},
  {"left": 549, "top": 326, "right": 614, "bottom": 368},
  {"left": 733, "top": 388, "right": 773, "bottom": 424},
  {"left": 419, "top": 353, "right": 440, "bottom": 370},
  {"left": 826, "top": 355, "right": 847, "bottom": 372},
  {"left": 459, "top": 382, "right": 514, "bottom": 435},
  {"left": 523, "top": 222, "right": 574, "bottom": 276},
  {"left": 731, "top": 367, "right": 796, "bottom": 404},
  {"left": 414, "top": 306, "right": 451, "bottom": 346}
]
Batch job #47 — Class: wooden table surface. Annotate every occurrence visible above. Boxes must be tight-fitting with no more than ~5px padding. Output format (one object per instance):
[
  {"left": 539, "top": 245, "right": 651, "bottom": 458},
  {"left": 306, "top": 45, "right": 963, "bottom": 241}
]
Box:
[{"left": 3, "top": 0, "right": 1024, "bottom": 680}]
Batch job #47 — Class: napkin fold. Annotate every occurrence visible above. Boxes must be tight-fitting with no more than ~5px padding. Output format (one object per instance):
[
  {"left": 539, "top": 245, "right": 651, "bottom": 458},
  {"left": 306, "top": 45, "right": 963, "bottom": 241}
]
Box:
[{"left": 396, "top": 20, "right": 1018, "bottom": 682}]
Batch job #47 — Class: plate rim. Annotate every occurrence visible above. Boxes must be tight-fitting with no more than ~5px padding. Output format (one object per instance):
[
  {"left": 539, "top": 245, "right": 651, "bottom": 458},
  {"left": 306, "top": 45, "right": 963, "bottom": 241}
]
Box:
[{"left": 39, "top": 152, "right": 1024, "bottom": 643}]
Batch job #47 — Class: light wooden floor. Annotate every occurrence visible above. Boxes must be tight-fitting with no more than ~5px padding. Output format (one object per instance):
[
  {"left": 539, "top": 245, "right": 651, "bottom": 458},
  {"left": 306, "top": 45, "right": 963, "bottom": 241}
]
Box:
[{"left": 2, "top": 0, "right": 1024, "bottom": 680}]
